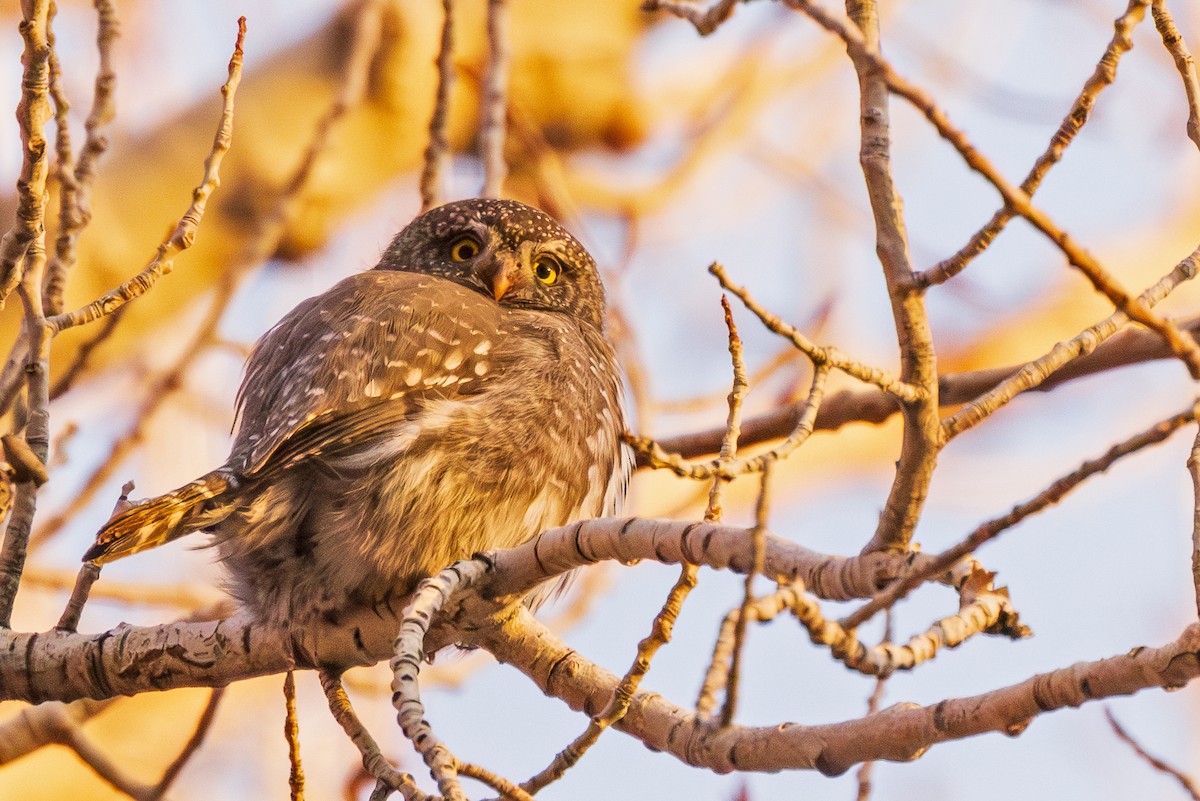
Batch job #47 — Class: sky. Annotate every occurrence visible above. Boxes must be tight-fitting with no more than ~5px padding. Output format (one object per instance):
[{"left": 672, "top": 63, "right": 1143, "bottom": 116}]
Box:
[{"left": 3, "top": 1, "right": 1200, "bottom": 799}]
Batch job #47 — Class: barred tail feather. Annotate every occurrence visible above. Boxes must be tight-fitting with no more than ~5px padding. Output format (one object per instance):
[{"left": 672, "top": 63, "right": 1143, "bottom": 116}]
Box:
[{"left": 83, "top": 471, "right": 238, "bottom": 564}]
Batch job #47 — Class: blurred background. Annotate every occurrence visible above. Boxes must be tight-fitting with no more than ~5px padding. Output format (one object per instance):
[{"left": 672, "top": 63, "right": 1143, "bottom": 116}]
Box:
[{"left": 2, "top": 0, "right": 1200, "bottom": 798}]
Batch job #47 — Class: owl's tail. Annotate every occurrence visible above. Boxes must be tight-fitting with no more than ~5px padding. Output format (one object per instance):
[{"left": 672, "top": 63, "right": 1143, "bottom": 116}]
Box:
[{"left": 83, "top": 470, "right": 240, "bottom": 564}]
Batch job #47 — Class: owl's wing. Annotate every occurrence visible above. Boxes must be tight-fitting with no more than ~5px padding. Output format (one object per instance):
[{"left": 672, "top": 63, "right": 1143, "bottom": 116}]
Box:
[{"left": 232, "top": 269, "right": 505, "bottom": 476}]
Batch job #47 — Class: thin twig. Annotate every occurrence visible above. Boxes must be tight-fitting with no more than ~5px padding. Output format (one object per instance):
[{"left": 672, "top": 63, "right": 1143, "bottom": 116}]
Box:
[
  {"left": 712, "top": 262, "right": 923, "bottom": 401},
  {"left": 421, "top": 0, "right": 455, "bottom": 211},
  {"left": 944, "top": 248, "right": 1200, "bottom": 439},
  {"left": 285, "top": 670, "right": 305, "bottom": 801},
  {"left": 458, "top": 760, "right": 536, "bottom": 801},
  {"left": 320, "top": 671, "right": 425, "bottom": 801},
  {"left": 719, "top": 464, "right": 772, "bottom": 727},
  {"left": 520, "top": 558, "right": 700, "bottom": 795},
  {"left": 393, "top": 562, "right": 492, "bottom": 801},
  {"left": 787, "top": 0, "right": 1200, "bottom": 378},
  {"left": 48, "top": 308, "right": 123, "bottom": 399},
  {"left": 706, "top": 545, "right": 1004, "bottom": 716},
  {"left": 647, "top": 304, "right": 1200, "bottom": 462},
  {"left": 696, "top": 588, "right": 791, "bottom": 719},
  {"left": 521, "top": 297, "right": 749, "bottom": 794},
  {"left": 35, "top": 8, "right": 383, "bottom": 553},
  {"left": 706, "top": 295, "right": 750, "bottom": 518},
  {"left": 653, "top": 345, "right": 804, "bottom": 415},
  {"left": 44, "top": 0, "right": 75, "bottom": 316},
  {"left": 558, "top": 20, "right": 833, "bottom": 215},
  {"left": 0, "top": 237, "right": 51, "bottom": 626},
  {"left": 628, "top": 363, "right": 829, "bottom": 479},
  {"left": 917, "top": 0, "right": 1150, "bottom": 287},
  {"left": 843, "top": 400, "right": 1200, "bottom": 630},
  {"left": 774, "top": 570, "right": 1027, "bottom": 676},
  {"left": 479, "top": 0, "right": 510, "bottom": 198},
  {"left": 27, "top": 703, "right": 159, "bottom": 800},
  {"left": 641, "top": 0, "right": 742, "bottom": 35},
  {"left": 1105, "top": 707, "right": 1200, "bottom": 800},
  {"left": 0, "top": 0, "right": 52, "bottom": 306},
  {"left": 25, "top": 565, "right": 221, "bottom": 609},
  {"left": 49, "top": 484, "right": 120, "bottom": 633},
  {"left": 43, "top": 0, "right": 119, "bottom": 316},
  {"left": 31, "top": 276, "right": 238, "bottom": 551},
  {"left": 150, "top": 688, "right": 226, "bottom": 799},
  {"left": 54, "top": 562, "right": 99, "bottom": 632},
  {"left": 1151, "top": 0, "right": 1200, "bottom": 153},
  {"left": 47, "top": 17, "right": 245, "bottom": 333},
  {"left": 855, "top": 611, "right": 892, "bottom": 801},
  {"left": 1189, "top": 423, "right": 1200, "bottom": 621}
]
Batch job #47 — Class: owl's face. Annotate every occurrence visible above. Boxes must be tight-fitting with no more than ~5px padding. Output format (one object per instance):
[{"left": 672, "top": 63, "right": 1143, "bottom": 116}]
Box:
[{"left": 378, "top": 199, "right": 607, "bottom": 330}]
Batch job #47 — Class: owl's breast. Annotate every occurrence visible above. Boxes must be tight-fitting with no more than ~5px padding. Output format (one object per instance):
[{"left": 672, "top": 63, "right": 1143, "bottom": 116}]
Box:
[{"left": 337, "top": 316, "right": 627, "bottom": 581}]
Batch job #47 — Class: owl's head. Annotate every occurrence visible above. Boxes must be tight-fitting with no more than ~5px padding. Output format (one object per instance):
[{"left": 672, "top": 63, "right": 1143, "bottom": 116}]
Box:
[{"left": 378, "top": 199, "right": 607, "bottom": 330}]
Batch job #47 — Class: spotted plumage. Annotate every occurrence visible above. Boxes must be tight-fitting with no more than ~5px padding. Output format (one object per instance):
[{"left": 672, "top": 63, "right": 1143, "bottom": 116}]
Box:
[{"left": 85, "top": 199, "right": 631, "bottom": 626}]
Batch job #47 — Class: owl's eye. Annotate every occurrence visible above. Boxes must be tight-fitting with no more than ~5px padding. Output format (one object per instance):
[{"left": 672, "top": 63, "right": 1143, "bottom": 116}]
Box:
[
  {"left": 534, "top": 255, "right": 560, "bottom": 285},
  {"left": 449, "top": 237, "right": 481, "bottom": 262}
]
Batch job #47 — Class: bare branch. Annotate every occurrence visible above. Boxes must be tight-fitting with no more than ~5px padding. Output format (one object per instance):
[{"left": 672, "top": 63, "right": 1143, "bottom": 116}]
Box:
[
  {"left": 43, "top": 0, "right": 119, "bottom": 316},
  {"left": 0, "top": 0, "right": 52, "bottom": 306},
  {"left": 151, "top": 688, "right": 226, "bottom": 799},
  {"left": 28, "top": 702, "right": 159, "bottom": 800},
  {"left": 321, "top": 671, "right": 425, "bottom": 801},
  {"left": 53, "top": 561, "right": 99, "bottom": 632},
  {"left": 0, "top": 698, "right": 114, "bottom": 767},
  {"left": 392, "top": 561, "right": 489, "bottom": 801},
  {"left": 918, "top": 0, "right": 1150, "bottom": 287},
  {"left": 944, "top": 248, "right": 1200, "bottom": 439},
  {"left": 855, "top": 612, "right": 891, "bottom": 801},
  {"left": 1151, "top": 0, "right": 1200, "bottom": 153},
  {"left": 711, "top": 262, "right": 923, "bottom": 402},
  {"left": 652, "top": 294, "right": 1200, "bottom": 464},
  {"left": 628, "top": 364, "right": 828, "bottom": 479},
  {"left": 840, "top": 0, "right": 942, "bottom": 554},
  {"left": 482, "top": 607, "right": 1200, "bottom": 777},
  {"left": 844, "top": 400, "right": 1200, "bottom": 630},
  {"left": 0, "top": 241, "right": 51, "bottom": 626},
  {"left": 47, "top": 307, "right": 123, "bottom": 399},
  {"left": 696, "top": 589, "right": 790, "bottom": 720},
  {"left": 1189, "top": 423, "right": 1200, "bottom": 621},
  {"left": 719, "top": 466, "right": 771, "bottom": 727},
  {"left": 285, "top": 671, "right": 306, "bottom": 801},
  {"left": 641, "top": 0, "right": 741, "bottom": 35},
  {"left": 459, "top": 760, "right": 535, "bottom": 801},
  {"left": 786, "top": 0, "right": 1200, "bottom": 379},
  {"left": 33, "top": 7, "right": 384, "bottom": 552},
  {"left": 480, "top": 0, "right": 511, "bottom": 198},
  {"left": 1105, "top": 707, "right": 1200, "bottom": 801},
  {"left": 0, "top": 519, "right": 927, "bottom": 700},
  {"left": 47, "top": 17, "right": 246, "bottom": 334},
  {"left": 522, "top": 297, "right": 748, "bottom": 793},
  {"left": 421, "top": 0, "right": 456, "bottom": 212}
]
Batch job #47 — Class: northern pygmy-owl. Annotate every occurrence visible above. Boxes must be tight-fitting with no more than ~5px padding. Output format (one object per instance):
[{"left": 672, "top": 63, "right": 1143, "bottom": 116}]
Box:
[{"left": 85, "top": 199, "right": 630, "bottom": 626}]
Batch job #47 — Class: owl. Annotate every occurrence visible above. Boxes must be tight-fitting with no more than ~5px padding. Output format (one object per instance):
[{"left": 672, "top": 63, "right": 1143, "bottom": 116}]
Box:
[{"left": 84, "top": 199, "right": 631, "bottom": 627}]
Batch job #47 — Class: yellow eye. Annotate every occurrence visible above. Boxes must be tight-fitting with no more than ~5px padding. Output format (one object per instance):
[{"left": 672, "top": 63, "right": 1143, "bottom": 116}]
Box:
[
  {"left": 534, "top": 255, "right": 560, "bottom": 285},
  {"left": 450, "top": 237, "right": 480, "bottom": 262}
]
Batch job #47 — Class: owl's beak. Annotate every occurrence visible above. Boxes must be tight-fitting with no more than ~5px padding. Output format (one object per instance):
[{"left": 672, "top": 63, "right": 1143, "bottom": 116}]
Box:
[
  {"left": 489, "top": 271, "right": 512, "bottom": 301},
  {"left": 476, "top": 253, "right": 520, "bottom": 301}
]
